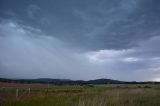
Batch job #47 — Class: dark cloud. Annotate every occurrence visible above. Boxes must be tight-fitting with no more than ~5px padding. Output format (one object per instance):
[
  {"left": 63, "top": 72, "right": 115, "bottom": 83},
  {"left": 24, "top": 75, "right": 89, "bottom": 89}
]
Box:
[
  {"left": 1, "top": 0, "right": 160, "bottom": 50},
  {"left": 0, "top": 21, "right": 108, "bottom": 80},
  {"left": 0, "top": 21, "right": 160, "bottom": 81},
  {"left": 0, "top": 0, "right": 160, "bottom": 81}
]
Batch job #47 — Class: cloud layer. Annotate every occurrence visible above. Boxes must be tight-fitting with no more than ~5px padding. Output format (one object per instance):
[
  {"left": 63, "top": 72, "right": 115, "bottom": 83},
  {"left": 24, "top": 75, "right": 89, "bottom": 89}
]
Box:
[
  {"left": 1, "top": 0, "right": 160, "bottom": 50},
  {"left": 1, "top": 0, "right": 160, "bottom": 81},
  {"left": 0, "top": 20, "right": 160, "bottom": 81}
]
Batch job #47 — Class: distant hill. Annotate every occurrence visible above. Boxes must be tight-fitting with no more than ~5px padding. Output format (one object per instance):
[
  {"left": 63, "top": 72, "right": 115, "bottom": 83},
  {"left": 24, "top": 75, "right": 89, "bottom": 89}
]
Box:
[
  {"left": 87, "top": 78, "right": 124, "bottom": 84},
  {"left": 0, "top": 78, "right": 159, "bottom": 84}
]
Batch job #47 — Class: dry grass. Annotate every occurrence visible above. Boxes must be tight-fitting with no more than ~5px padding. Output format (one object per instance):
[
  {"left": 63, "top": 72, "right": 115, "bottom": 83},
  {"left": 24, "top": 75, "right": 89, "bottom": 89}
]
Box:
[{"left": 1, "top": 83, "right": 160, "bottom": 106}]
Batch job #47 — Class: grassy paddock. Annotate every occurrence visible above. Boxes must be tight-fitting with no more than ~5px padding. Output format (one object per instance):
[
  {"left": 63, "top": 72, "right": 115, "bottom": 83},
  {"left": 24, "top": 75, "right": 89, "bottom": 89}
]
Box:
[{"left": 0, "top": 83, "right": 160, "bottom": 106}]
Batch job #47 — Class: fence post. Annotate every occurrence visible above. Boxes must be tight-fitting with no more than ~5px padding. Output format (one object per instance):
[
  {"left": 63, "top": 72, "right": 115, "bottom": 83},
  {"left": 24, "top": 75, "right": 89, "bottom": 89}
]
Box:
[
  {"left": 28, "top": 88, "right": 30, "bottom": 95},
  {"left": 16, "top": 89, "right": 19, "bottom": 99}
]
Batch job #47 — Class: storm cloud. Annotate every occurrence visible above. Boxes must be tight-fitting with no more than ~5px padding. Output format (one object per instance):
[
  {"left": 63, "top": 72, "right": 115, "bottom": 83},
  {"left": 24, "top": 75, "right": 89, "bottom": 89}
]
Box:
[{"left": 0, "top": 0, "right": 160, "bottom": 81}]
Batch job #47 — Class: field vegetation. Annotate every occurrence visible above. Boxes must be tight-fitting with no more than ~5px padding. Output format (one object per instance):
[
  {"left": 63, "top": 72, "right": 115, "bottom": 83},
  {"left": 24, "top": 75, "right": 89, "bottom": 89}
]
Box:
[{"left": 0, "top": 82, "right": 160, "bottom": 106}]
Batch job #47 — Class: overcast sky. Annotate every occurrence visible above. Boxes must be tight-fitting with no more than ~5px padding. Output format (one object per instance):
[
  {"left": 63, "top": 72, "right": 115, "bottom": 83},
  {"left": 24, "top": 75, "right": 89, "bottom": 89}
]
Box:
[{"left": 1, "top": 0, "right": 160, "bottom": 81}]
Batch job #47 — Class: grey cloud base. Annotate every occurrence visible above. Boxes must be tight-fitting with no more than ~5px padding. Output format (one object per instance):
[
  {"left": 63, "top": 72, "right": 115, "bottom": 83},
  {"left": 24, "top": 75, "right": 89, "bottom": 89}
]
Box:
[
  {"left": 0, "top": 21, "right": 160, "bottom": 81},
  {"left": 0, "top": 0, "right": 160, "bottom": 81},
  {"left": 1, "top": 0, "right": 160, "bottom": 50}
]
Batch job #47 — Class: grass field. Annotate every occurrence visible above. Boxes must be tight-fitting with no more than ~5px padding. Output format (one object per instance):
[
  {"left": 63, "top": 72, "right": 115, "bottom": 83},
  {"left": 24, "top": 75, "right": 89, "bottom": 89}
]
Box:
[{"left": 1, "top": 82, "right": 160, "bottom": 106}]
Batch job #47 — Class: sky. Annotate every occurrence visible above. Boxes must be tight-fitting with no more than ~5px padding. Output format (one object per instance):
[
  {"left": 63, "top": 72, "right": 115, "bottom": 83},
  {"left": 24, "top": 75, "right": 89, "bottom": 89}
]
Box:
[{"left": 0, "top": 0, "right": 160, "bottom": 81}]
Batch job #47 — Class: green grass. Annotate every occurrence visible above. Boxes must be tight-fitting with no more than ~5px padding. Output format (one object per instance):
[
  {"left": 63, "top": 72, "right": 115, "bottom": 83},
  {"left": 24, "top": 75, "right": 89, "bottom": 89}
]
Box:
[{"left": 1, "top": 84, "right": 160, "bottom": 106}]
